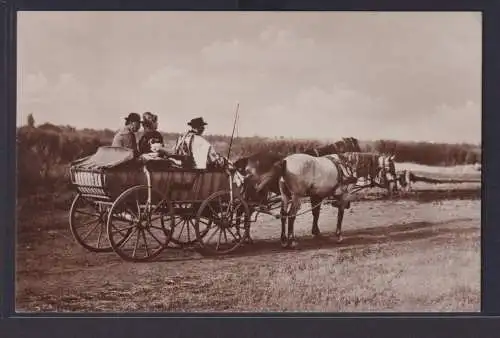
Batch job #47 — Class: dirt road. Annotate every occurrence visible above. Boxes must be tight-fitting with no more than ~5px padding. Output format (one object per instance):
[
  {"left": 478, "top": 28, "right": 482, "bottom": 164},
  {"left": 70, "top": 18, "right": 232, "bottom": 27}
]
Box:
[{"left": 16, "top": 184, "right": 480, "bottom": 312}]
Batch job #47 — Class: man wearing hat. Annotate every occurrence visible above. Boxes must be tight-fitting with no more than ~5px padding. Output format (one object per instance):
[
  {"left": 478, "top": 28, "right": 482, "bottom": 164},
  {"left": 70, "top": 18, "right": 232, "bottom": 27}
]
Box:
[
  {"left": 111, "top": 112, "right": 142, "bottom": 156},
  {"left": 174, "top": 117, "right": 226, "bottom": 169}
]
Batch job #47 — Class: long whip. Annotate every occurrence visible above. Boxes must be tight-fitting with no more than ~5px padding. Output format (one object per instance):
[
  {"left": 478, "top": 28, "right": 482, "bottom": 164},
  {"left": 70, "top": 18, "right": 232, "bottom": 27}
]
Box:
[{"left": 227, "top": 102, "right": 240, "bottom": 160}]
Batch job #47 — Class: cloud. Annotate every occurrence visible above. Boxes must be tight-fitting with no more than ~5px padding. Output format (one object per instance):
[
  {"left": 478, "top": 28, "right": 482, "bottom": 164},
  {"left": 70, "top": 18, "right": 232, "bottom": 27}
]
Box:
[
  {"left": 239, "top": 85, "right": 390, "bottom": 139},
  {"left": 423, "top": 101, "right": 481, "bottom": 143},
  {"left": 16, "top": 12, "right": 481, "bottom": 143},
  {"left": 200, "top": 27, "right": 319, "bottom": 72},
  {"left": 18, "top": 72, "right": 93, "bottom": 126}
]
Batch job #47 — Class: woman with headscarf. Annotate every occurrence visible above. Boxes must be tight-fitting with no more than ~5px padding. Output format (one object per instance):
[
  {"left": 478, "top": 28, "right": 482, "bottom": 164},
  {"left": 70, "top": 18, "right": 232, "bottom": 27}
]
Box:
[{"left": 138, "top": 112, "right": 164, "bottom": 155}]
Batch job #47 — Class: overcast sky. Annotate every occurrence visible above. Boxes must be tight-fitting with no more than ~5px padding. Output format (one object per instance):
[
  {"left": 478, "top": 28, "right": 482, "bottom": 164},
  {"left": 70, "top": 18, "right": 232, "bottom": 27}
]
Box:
[{"left": 17, "top": 11, "right": 481, "bottom": 143}]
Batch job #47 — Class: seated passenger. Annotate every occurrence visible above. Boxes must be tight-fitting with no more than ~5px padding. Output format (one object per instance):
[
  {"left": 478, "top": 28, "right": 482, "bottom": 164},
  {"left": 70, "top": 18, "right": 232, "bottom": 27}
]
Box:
[
  {"left": 138, "top": 112, "right": 166, "bottom": 155},
  {"left": 111, "top": 112, "right": 141, "bottom": 157},
  {"left": 173, "top": 117, "right": 227, "bottom": 169}
]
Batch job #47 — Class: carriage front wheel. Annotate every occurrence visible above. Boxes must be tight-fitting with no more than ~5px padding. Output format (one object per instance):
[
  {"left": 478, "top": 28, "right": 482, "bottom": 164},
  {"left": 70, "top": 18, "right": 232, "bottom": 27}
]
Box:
[
  {"left": 69, "top": 193, "right": 112, "bottom": 253},
  {"left": 106, "top": 185, "right": 175, "bottom": 262},
  {"left": 194, "top": 191, "right": 251, "bottom": 256}
]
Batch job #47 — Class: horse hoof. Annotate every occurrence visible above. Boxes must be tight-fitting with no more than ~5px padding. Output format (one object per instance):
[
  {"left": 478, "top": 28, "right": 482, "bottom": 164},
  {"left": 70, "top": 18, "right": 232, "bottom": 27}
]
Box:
[
  {"left": 337, "top": 236, "right": 343, "bottom": 243},
  {"left": 281, "top": 239, "right": 288, "bottom": 248},
  {"left": 289, "top": 240, "right": 298, "bottom": 249}
]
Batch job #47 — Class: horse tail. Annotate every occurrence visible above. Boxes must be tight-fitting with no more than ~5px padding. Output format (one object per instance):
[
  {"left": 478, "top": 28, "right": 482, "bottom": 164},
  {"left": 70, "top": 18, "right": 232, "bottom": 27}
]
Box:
[{"left": 256, "top": 159, "right": 286, "bottom": 192}]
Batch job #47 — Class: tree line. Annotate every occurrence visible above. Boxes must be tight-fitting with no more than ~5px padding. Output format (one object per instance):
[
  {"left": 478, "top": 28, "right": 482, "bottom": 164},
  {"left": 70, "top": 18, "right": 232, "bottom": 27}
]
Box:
[{"left": 16, "top": 119, "right": 481, "bottom": 196}]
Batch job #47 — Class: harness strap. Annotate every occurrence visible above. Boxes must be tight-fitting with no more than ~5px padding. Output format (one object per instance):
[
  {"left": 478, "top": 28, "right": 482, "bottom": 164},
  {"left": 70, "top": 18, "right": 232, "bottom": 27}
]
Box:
[{"left": 324, "top": 155, "right": 357, "bottom": 190}]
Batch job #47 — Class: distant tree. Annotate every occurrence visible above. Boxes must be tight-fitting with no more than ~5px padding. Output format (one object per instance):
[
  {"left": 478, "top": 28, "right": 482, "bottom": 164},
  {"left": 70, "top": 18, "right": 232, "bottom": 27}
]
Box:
[{"left": 27, "top": 113, "right": 35, "bottom": 128}]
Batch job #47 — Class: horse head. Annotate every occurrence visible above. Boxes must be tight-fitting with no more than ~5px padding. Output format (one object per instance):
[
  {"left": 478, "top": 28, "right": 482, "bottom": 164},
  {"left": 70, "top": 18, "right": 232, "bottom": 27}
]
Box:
[
  {"left": 233, "top": 156, "right": 249, "bottom": 175},
  {"left": 234, "top": 152, "right": 283, "bottom": 200}
]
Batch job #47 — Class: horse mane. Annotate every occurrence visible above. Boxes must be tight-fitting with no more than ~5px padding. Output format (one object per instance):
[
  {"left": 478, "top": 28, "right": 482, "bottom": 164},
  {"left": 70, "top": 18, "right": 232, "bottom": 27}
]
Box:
[{"left": 342, "top": 137, "right": 361, "bottom": 153}]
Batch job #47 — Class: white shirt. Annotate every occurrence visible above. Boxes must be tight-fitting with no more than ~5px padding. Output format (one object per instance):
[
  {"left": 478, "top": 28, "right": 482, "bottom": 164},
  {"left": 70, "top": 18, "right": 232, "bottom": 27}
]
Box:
[
  {"left": 191, "top": 134, "right": 211, "bottom": 169},
  {"left": 174, "top": 131, "right": 225, "bottom": 169}
]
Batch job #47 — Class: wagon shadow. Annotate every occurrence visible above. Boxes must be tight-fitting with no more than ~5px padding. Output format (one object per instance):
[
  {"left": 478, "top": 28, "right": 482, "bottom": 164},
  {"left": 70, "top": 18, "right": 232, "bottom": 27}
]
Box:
[{"left": 187, "top": 217, "right": 478, "bottom": 261}]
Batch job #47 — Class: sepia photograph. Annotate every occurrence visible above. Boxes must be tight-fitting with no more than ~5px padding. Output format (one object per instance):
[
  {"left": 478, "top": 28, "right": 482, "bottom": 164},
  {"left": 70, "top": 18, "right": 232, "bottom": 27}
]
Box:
[{"left": 16, "top": 11, "right": 481, "bottom": 312}]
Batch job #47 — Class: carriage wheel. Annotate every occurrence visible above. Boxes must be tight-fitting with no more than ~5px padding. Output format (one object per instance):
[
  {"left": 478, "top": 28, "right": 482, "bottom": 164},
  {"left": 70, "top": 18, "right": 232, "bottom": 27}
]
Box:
[
  {"left": 194, "top": 191, "right": 251, "bottom": 256},
  {"left": 168, "top": 203, "right": 212, "bottom": 248},
  {"left": 69, "top": 193, "right": 112, "bottom": 252},
  {"left": 106, "top": 185, "right": 174, "bottom": 262}
]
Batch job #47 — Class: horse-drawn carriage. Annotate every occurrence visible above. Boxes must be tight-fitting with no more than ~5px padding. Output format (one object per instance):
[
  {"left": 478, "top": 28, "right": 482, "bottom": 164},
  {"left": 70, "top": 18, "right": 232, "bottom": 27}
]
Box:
[
  {"left": 68, "top": 146, "right": 400, "bottom": 261},
  {"left": 68, "top": 146, "right": 256, "bottom": 262}
]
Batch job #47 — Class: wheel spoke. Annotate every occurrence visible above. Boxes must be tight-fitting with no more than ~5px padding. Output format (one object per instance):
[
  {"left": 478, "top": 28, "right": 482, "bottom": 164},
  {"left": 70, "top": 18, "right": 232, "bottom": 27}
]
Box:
[
  {"left": 118, "top": 228, "right": 137, "bottom": 248},
  {"left": 207, "top": 203, "right": 218, "bottom": 218},
  {"left": 186, "top": 219, "right": 194, "bottom": 242},
  {"left": 223, "top": 228, "right": 228, "bottom": 243},
  {"left": 81, "top": 220, "right": 101, "bottom": 241},
  {"left": 75, "top": 209, "right": 99, "bottom": 217},
  {"left": 141, "top": 229, "right": 150, "bottom": 257},
  {"left": 110, "top": 223, "right": 135, "bottom": 236},
  {"left": 135, "top": 191, "right": 142, "bottom": 221},
  {"left": 146, "top": 228, "right": 164, "bottom": 245},
  {"left": 80, "top": 217, "right": 100, "bottom": 227},
  {"left": 226, "top": 227, "right": 239, "bottom": 241},
  {"left": 96, "top": 223, "right": 104, "bottom": 248},
  {"left": 216, "top": 227, "right": 223, "bottom": 250},
  {"left": 176, "top": 220, "right": 186, "bottom": 241},
  {"left": 132, "top": 229, "right": 141, "bottom": 258},
  {"left": 205, "top": 225, "right": 220, "bottom": 243}
]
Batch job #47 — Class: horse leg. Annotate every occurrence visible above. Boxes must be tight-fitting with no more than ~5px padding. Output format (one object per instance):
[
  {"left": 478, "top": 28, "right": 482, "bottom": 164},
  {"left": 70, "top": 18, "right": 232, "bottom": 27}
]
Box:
[
  {"left": 336, "top": 206, "right": 345, "bottom": 243},
  {"left": 280, "top": 194, "right": 289, "bottom": 248},
  {"left": 310, "top": 195, "right": 323, "bottom": 237},
  {"left": 335, "top": 194, "right": 348, "bottom": 243},
  {"left": 287, "top": 195, "right": 301, "bottom": 249}
]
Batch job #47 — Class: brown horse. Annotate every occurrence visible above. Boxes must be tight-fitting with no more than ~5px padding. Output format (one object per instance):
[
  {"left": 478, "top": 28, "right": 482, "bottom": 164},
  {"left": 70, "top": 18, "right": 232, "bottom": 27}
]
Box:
[
  {"left": 302, "top": 137, "right": 362, "bottom": 157},
  {"left": 338, "top": 152, "right": 398, "bottom": 194}
]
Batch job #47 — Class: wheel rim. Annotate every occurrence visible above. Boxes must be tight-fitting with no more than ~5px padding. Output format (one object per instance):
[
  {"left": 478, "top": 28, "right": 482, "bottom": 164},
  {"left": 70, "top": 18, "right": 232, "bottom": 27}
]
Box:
[
  {"left": 107, "top": 186, "right": 174, "bottom": 262},
  {"left": 69, "top": 193, "right": 112, "bottom": 252}
]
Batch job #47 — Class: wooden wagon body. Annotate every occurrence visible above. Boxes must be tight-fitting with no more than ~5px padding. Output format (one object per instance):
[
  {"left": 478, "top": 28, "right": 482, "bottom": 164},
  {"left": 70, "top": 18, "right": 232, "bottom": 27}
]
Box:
[
  {"left": 68, "top": 146, "right": 249, "bottom": 262},
  {"left": 69, "top": 164, "right": 232, "bottom": 202}
]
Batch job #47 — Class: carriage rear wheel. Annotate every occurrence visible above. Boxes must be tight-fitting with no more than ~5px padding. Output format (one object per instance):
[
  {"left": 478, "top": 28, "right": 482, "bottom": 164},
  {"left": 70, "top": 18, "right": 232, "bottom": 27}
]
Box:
[
  {"left": 106, "top": 185, "right": 174, "bottom": 262},
  {"left": 169, "top": 203, "right": 212, "bottom": 248},
  {"left": 69, "top": 193, "right": 112, "bottom": 252},
  {"left": 194, "top": 191, "right": 251, "bottom": 256}
]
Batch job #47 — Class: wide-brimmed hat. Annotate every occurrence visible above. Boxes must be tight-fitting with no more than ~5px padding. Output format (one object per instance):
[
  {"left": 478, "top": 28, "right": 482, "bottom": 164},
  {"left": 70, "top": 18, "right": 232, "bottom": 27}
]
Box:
[
  {"left": 124, "top": 112, "right": 141, "bottom": 123},
  {"left": 188, "top": 117, "right": 208, "bottom": 127}
]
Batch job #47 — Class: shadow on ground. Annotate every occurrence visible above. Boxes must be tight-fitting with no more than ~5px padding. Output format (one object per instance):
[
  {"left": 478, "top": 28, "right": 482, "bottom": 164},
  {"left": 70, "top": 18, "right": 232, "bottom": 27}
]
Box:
[{"left": 156, "top": 217, "right": 478, "bottom": 262}]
